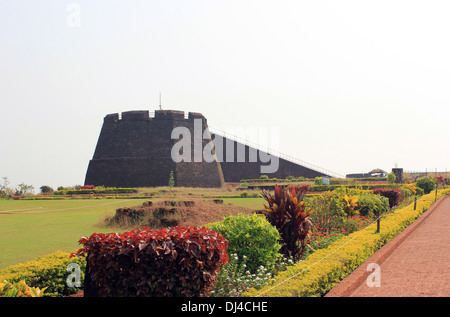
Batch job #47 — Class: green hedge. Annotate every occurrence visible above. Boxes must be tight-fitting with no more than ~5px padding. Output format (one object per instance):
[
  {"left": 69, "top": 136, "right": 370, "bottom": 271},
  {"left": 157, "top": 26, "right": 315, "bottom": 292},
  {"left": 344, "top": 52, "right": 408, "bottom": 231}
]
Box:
[
  {"left": 240, "top": 178, "right": 311, "bottom": 183},
  {"left": 54, "top": 188, "right": 138, "bottom": 195},
  {"left": 246, "top": 184, "right": 401, "bottom": 192},
  {"left": 243, "top": 189, "right": 448, "bottom": 297}
]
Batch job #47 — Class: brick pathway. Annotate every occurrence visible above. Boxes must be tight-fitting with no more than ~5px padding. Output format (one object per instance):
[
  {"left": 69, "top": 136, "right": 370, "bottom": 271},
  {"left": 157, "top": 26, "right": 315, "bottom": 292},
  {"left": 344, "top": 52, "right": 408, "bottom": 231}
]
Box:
[{"left": 326, "top": 196, "right": 450, "bottom": 297}]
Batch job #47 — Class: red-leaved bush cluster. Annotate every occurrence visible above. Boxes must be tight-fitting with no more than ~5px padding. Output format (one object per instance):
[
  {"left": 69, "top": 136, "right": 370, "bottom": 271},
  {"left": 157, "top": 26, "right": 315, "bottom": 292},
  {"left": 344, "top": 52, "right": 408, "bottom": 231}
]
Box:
[
  {"left": 373, "top": 188, "right": 401, "bottom": 208},
  {"left": 80, "top": 185, "right": 95, "bottom": 190},
  {"left": 72, "top": 226, "right": 229, "bottom": 297}
]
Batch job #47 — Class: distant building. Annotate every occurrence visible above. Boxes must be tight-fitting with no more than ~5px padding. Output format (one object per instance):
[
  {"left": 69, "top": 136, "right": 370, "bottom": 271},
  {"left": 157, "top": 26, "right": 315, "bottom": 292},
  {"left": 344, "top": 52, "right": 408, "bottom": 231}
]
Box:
[{"left": 346, "top": 168, "right": 388, "bottom": 179}]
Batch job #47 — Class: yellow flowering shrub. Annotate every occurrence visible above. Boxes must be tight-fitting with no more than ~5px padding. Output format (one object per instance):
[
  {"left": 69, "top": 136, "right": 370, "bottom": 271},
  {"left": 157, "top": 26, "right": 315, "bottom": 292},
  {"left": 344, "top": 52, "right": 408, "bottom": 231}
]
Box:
[
  {"left": 0, "top": 250, "right": 85, "bottom": 297},
  {"left": 243, "top": 190, "right": 447, "bottom": 297},
  {"left": 402, "top": 183, "right": 417, "bottom": 196}
]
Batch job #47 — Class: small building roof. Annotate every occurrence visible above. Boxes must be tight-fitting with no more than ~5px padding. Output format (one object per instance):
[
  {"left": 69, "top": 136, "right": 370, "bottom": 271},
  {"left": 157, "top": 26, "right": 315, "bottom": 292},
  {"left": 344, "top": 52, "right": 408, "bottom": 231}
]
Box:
[{"left": 368, "top": 168, "right": 387, "bottom": 175}]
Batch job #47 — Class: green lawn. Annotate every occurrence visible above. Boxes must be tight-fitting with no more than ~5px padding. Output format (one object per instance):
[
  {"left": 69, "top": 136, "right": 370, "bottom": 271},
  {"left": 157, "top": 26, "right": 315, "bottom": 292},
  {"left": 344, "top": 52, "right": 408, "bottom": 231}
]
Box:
[
  {"left": 220, "top": 198, "right": 264, "bottom": 210},
  {"left": 0, "top": 197, "right": 265, "bottom": 269},
  {"left": 0, "top": 199, "right": 149, "bottom": 269}
]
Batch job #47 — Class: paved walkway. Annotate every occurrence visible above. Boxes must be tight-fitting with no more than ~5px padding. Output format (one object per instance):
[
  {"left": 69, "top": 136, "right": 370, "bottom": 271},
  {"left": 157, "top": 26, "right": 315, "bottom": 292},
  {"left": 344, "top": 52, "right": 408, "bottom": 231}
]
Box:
[{"left": 326, "top": 196, "right": 450, "bottom": 297}]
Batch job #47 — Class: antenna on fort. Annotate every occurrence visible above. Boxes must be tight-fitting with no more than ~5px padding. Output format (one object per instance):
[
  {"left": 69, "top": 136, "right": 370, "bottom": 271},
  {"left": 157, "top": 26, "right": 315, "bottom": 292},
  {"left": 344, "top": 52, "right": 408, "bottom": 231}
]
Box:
[{"left": 159, "top": 91, "right": 162, "bottom": 110}]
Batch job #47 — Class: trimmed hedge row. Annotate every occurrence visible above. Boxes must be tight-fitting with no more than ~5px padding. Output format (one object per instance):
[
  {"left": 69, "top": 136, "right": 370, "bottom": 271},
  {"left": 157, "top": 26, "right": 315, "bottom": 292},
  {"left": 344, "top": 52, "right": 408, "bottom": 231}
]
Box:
[
  {"left": 242, "top": 190, "right": 448, "bottom": 297},
  {"left": 247, "top": 184, "right": 401, "bottom": 192},
  {"left": 54, "top": 188, "right": 138, "bottom": 195},
  {"left": 0, "top": 251, "right": 86, "bottom": 297},
  {"left": 20, "top": 195, "right": 152, "bottom": 201},
  {"left": 75, "top": 226, "right": 229, "bottom": 297}
]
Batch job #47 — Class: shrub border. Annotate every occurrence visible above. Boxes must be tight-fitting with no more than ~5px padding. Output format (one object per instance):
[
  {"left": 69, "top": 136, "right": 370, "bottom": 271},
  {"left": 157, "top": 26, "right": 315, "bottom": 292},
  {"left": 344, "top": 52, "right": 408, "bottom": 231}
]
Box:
[{"left": 243, "top": 190, "right": 448, "bottom": 297}]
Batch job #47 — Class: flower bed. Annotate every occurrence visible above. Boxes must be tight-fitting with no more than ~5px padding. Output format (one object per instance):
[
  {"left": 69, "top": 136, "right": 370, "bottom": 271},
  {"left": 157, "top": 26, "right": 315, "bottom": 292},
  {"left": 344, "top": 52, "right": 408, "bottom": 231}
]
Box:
[{"left": 242, "top": 190, "right": 447, "bottom": 297}]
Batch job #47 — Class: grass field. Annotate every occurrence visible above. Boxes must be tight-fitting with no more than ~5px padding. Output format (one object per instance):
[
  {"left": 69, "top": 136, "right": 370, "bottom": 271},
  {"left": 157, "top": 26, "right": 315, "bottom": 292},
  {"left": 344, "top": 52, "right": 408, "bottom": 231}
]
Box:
[
  {"left": 220, "top": 197, "right": 264, "bottom": 210},
  {"left": 0, "top": 199, "right": 150, "bottom": 269},
  {"left": 0, "top": 197, "right": 264, "bottom": 269}
]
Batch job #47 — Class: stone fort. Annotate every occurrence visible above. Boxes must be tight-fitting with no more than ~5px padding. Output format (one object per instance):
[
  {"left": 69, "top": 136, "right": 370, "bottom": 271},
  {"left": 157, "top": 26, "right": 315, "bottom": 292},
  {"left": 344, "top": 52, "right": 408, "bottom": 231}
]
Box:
[{"left": 84, "top": 110, "right": 331, "bottom": 188}]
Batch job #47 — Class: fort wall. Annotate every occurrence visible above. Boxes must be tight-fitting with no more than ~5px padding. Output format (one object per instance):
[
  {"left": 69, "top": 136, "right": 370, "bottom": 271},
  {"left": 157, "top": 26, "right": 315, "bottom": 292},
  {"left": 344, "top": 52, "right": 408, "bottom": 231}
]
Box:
[{"left": 211, "top": 134, "right": 328, "bottom": 182}]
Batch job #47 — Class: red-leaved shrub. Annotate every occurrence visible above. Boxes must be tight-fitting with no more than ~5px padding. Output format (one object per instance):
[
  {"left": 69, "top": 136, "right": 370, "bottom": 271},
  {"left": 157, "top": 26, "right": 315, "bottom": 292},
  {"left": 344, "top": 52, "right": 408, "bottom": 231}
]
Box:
[
  {"left": 80, "top": 185, "right": 95, "bottom": 190},
  {"left": 373, "top": 188, "right": 401, "bottom": 208},
  {"left": 72, "top": 226, "right": 228, "bottom": 297}
]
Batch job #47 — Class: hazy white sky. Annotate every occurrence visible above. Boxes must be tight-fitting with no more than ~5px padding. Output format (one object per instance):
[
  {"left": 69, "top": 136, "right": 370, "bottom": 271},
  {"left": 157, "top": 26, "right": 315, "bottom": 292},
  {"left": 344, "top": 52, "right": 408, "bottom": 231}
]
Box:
[{"left": 1, "top": 0, "right": 449, "bottom": 191}]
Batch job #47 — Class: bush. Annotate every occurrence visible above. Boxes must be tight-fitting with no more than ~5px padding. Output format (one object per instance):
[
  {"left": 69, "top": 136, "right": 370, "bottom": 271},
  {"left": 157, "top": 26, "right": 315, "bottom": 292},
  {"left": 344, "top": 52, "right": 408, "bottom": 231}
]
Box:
[
  {"left": 356, "top": 193, "right": 389, "bottom": 217},
  {"left": 416, "top": 177, "right": 436, "bottom": 194},
  {"left": 74, "top": 226, "right": 228, "bottom": 297},
  {"left": 314, "top": 177, "right": 323, "bottom": 185},
  {"left": 0, "top": 251, "right": 86, "bottom": 297},
  {"left": 373, "top": 188, "right": 401, "bottom": 208},
  {"left": 39, "top": 185, "right": 54, "bottom": 194},
  {"left": 80, "top": 185, "right": 95, "bottom": 190},
  {"left": 415, "top": 186, "right": 424, "bottom": 196},
  {"left": 207, "top": 213, "right": 281, "bottom": 273},
  {"left": 387, "top": 172, "right": 396, "bottom": 184},
  {"left": 402, "top": 183, "right": 417, "bottom": 196}
]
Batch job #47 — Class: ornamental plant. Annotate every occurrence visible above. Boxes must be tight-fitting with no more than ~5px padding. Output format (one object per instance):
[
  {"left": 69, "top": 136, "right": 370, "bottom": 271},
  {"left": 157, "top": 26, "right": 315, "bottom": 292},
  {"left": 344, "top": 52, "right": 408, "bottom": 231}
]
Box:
[
  {"left": 343, "top": 195, "right": 358, "bottom": 218},
  {"left": 436, "top": 175, "right": 445, "bottom": 189},
  {"left": 0, "top": 280, "right": 47, "bottom": 297},
  {"left": 73, "top": 226, "right": 228, "bottom": 297},
  {"left": 261, "top": 184, "right": 312, "bottom": 261}
]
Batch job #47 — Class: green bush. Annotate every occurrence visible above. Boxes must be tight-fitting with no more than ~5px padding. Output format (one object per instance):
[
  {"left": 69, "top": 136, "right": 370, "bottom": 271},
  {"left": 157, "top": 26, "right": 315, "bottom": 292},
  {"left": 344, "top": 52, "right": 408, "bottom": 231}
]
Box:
[
  {"left": 207, "top": 214, "right": 281, "bottom": 273},
  {"left": 387, "top": 172, "right": 396, "bottom": 184},
  {"left": 356, "top": 193, "right": 389, "bottom": 217},
  {"left": 416, "top": 178, "right": 436, "bottom": 194},
  {"left": 415, "top": 186, "right": 424, "bottom": 196}
]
